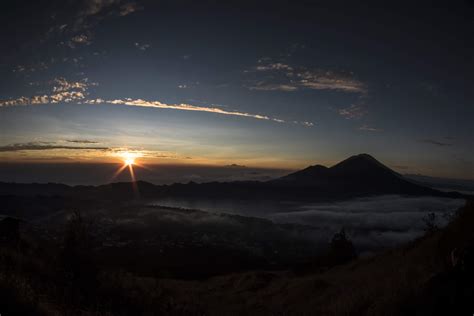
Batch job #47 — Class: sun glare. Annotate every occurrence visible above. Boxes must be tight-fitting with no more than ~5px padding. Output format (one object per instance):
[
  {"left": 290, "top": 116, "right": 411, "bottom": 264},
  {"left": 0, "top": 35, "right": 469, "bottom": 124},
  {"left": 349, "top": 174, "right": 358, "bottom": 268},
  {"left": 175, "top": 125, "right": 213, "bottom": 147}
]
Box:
[
  {"left": 109, "top": 151, "right": 149, "bottom": 199},
  {"left": 121, "top": 152, "right": 138, "bottom": 166},
  {"left": 124, "top": 156, "right": 135, "bottom": 166}
]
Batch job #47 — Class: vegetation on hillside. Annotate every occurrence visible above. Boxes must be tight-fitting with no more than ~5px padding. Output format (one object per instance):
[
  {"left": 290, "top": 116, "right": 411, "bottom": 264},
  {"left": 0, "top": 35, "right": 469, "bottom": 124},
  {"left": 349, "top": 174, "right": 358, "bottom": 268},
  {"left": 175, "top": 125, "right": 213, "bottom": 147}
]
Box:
[{"left": 0, "top": 201, "right": 473, "bottom": 315}]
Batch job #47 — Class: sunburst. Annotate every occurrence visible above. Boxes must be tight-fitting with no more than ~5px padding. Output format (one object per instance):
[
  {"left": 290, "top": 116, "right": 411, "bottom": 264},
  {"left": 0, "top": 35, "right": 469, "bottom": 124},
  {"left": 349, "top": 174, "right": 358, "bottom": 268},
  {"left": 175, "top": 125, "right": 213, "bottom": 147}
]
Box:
[{"left": 110, "top": 151, "right": 145, "bottom": 198}]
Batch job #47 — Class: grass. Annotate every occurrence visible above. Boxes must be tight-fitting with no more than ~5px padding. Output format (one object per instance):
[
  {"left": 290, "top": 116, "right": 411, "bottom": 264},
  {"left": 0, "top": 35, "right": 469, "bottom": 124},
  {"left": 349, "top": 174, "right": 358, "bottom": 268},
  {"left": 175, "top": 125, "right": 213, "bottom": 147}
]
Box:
[{"left": 0, "top": 200, "right": 472, "bottom": 315}]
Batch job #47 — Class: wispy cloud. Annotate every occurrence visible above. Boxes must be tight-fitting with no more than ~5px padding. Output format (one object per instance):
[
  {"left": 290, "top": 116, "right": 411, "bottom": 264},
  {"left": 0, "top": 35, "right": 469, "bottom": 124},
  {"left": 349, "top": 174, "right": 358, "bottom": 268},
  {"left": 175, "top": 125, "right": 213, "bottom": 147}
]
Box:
[
  {"left": 119, "top": 2, "right": 140, "bottom": 16},
  {"left": 246, "top": 61, "right": 366, "bottom": 94},
  {"left": 67, "top": 34, "right": 92, "bottom": 48},
  {"left": 52, "top": 77, "right": 90, "bottom": 92},
  {"left": 0, "top": 142, "right": 181, "bottom": 161},
  {"left": 12, "top": 62, "right": 49, "bottom": 74},
  {"left": 0, "top": 78, "right": 95, "bottom": 107},
  {"left": 47, "top": 0, "right": 141, "bottom": 43},
  {"left": 298, "top": 121, "right": 314, "bottom": 127},
  {"left": 0, "top": 92, "right": 86, "bottom": 107},
  {"left": 85, "top": 98, "right": 289, "bottom": 123},
  {"left": 419, "top": 139, "right": 453, "bottom": 147},
  {"left": 65, "top": 139, "right": 100, "bottom": 144},
  {"left": 0, "top": 142, "right": 109, "bottom": 152},
  {"left": 358, "top": 125, "right": 382, "bottom": 132},
  {"left": 0, "top": 80, "right": 313, "bottom": 127},
  {"left": 80, "top": 0, "right": 139, "bottom": 18},
  {"left": 134, "top": 42, "right": 150, "bottom": 51},
  {"left": 248, "top": 83, "right": 298, "bottom": 92},
  {"left": 338, "top": 104, "right": 367, "bottom": 119},
  {"left": 255, "top": 62, "right": 294, "bottom": 72},
  {"left": 298, "top": 70, "right": 366, "bottom": 93},
  {"left": 81, "top": 0, "right": 118, "bottom": 16}
]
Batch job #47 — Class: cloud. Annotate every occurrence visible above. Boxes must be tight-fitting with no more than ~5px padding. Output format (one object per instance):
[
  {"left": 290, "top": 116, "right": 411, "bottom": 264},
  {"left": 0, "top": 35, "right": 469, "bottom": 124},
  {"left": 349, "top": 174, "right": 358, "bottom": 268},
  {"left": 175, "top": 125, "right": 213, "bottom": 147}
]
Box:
[
  {"left": 0, "top": 142, "right": 187, "bottom": 163},
  {"left": 51, "top": 91, "right": 87, "bottom": 103},
  {"left": 298, "top": 70, "right": 366, "bottom": 93},
  {"left": 298, "top": 121, "right": 314, "bottom": 127},
  {"left": 0, "top": 96, "right": 43, "bottom": 107},
  {"left": 255, "top": 63, "right": 294, "bottom": 71},
  {"left": 69, "top": 0, "right": 140, "bottom": 33},
  {"left": 52, "top": 78, "right": 90, "bottom": 92},
  {"left": 338, "top": 104, "right": 367, "bottom": 119},
  {"left": 419, "top": 139, "right": 453, "bottom": 147},
  {"left": 272, "top": 195, "right": 464, "bottom": 251},
  {"left": 119, "top": 2, "right": 140, "bottom": 16},
  {"left": 0, "top": 91, "right": 86, "bottom": 106},
  {"left": 82, "top": 0, "right": 120, "bottom": 16},
  {"left": 246, "top": 61, "right": 366, "bottom": 94},
  {"left": 12, "top": 62, "right": 49, "bottom": 74},
  {"left": 67, "top": 34, "right": 92, "bottom": 48},
  {"left": 84, "top": 98, "right": 291, "bottom": 123},
  {"left": 358, "top": 125, "right": 382, "bottom": 132},
  {"left": 134, "top": 42, "right": 150, "bottom": 51},
  {"left": 0, "top": 79, "right": 313, "bottom": 127},
  {"left": 248, "top": 83, "right": 298, "bottom": 92},
  {"left": 80, "top": 0, "right": 141, "bottom": 18},
  {"left": 40, "top": 0, "right": 141, "bottom": 56},
  {"left": 0, "top": 78, "right": 94, "bottom": 107},
  {"left": 66, "top": 139, "right": 100, "bottom": 144},
  {"left": 0, "top": 142, "right": 110, "bottom": 152}
]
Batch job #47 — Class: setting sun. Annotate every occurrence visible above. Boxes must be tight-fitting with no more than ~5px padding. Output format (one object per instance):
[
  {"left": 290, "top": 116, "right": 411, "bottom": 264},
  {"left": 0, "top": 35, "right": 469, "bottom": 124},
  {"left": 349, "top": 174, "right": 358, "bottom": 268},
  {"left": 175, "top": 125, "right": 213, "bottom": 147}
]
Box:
[
  {"left": 111, "top": 151, "right": 144, "bottom": 186},
  {"left": 120, "top": 152, "right": 138, "bottom": 166},
  {"left": 124, "top": 156, "right": 135, "bottom": 166}
]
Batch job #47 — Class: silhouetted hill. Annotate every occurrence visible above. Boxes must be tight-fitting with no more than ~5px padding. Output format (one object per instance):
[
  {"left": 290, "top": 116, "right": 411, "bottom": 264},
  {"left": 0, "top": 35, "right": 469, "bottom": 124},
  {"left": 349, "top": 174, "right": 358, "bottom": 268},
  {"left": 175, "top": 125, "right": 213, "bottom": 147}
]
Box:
[
  {"left": 0, "top": 154, "right": 468, "bottom": 200},
  {"left": 269, "top": 153, "right": 453, "bottom": 198},
  {"left": 274, "top": 164, "right": 330, "bottom": 185},
  {"left": 274, "top": 154, "right": 401, "bottom": 185},
  {"left": 0, "top": 182, "right": 71, "bottom": 196}
]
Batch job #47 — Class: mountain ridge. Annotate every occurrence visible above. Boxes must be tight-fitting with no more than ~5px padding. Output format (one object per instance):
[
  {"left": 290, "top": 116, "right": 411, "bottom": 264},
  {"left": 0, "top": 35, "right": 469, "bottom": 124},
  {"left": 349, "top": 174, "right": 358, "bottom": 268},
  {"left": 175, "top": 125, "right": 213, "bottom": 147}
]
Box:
[{"left": 0, "top": 154, "right": 469, "bottom": 200}]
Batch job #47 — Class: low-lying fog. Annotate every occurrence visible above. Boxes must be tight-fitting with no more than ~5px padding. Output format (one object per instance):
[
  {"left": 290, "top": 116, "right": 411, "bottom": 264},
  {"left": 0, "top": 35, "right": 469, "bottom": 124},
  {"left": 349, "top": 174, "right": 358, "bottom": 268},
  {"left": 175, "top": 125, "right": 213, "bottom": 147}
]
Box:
[
  {"left": 13, "top": 194, "right": 465, "bottom": 265},
  {"left": 151, "top": 195, "right": 465, "bottom": 252}
]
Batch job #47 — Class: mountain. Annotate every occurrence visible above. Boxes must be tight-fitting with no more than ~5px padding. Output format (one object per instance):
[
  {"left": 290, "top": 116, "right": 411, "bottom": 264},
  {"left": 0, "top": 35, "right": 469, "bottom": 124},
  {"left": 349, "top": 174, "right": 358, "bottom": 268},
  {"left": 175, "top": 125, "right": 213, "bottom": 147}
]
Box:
[
  {"left": 269, "top": 154, "right": 461, "bottom": 198},
  {"left": 274, "top": 154, "right": 399, "bottom": 184},
  {"left": 0, "top": 154, "right": 467, "bottom": 200}
]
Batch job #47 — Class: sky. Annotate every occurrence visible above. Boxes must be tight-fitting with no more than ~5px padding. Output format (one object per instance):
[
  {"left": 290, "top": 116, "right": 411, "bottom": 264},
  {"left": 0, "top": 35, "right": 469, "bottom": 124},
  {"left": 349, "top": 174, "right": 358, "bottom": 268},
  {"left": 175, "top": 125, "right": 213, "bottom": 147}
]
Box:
[{"left": 0, "top": 0, "right": 473, "bottom": 182}]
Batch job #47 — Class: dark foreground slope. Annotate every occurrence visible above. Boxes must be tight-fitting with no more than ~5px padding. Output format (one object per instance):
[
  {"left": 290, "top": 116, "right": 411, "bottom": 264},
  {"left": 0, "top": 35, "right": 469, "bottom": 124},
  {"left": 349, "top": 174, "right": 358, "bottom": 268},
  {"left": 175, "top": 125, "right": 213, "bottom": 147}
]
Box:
[
  {"left": 1, "top": 200, "right": 473, "bottom": 315},
  {"left": 163, "top": 200, "right": 474, "bottom": 315}
]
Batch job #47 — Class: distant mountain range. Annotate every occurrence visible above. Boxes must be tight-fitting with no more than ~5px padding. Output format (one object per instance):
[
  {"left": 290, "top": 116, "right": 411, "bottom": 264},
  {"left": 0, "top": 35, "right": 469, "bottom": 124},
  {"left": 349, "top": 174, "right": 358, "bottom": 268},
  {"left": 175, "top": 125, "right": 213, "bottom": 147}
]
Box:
[
  {"left": 0, "top": 154, "right": 468, "bottom": 200},
  {"left": 404, "top": 174, "right": 474, "bottom": 194}
]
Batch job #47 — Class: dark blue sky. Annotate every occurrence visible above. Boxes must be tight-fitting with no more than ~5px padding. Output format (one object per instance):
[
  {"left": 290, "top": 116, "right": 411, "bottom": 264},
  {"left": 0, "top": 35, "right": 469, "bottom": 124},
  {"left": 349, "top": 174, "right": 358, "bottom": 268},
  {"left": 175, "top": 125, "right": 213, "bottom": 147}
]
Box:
[{"left": 0, "top": 1, "right": 472, "bottom": 179}]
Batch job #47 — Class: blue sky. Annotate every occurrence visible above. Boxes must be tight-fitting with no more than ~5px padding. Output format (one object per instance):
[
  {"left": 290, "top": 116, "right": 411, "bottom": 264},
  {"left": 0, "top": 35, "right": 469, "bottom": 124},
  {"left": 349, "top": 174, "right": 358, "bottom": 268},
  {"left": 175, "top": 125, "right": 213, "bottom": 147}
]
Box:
[{"left": 0, "top": 1, "right": 472, "bottom": 180}]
